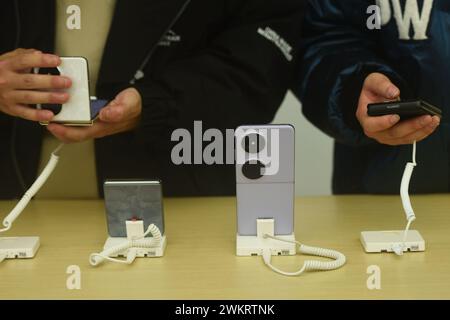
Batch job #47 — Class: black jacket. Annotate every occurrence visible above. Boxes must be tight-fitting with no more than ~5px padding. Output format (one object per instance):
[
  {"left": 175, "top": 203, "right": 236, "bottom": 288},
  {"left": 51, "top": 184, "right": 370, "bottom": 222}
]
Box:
[
  {"left": 0, "top": 0, "right": 304, "bottom": 199},
  {"left": 295, "top": 0, "right": 450, "bottom": 194}
]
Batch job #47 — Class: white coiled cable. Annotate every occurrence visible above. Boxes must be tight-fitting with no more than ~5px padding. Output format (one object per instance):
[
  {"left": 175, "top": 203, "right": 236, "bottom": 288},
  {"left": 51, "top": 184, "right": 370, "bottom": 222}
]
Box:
[
  {"left": 89, "top": 224, "right": 162, "bottom": 266},
  {"left": 393, "top": 141, "right": 417, "bottom": 256},
  {"left": 261, "top": 234, "right": 346, "bottom": 276},
  {"left": 0, "top": 144, "right": 64, "bottom": 233}
]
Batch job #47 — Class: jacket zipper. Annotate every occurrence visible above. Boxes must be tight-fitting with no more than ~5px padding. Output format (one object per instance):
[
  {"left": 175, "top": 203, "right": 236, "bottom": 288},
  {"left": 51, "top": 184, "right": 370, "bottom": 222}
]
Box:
[{"left": 130, "top": 0, "right": 191, "bottom": 84}]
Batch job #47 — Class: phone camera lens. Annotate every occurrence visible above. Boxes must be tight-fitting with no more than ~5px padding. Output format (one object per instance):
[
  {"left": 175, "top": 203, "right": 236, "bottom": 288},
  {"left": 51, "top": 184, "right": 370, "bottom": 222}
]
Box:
[
  {"left": 242, "top": 133, "right": 265, "bottom": 154},
  {"left": 39, "top": 103, "right": 62, "bottom": 115},
  {"left": 242, "top": 160, "right": 265, "bottom": 180},
  {"left": 38, "top": 67, "right": 61, "bottom": 76},
  {"left": 37, "top": 67, "right": 63, "bottom": 115}
]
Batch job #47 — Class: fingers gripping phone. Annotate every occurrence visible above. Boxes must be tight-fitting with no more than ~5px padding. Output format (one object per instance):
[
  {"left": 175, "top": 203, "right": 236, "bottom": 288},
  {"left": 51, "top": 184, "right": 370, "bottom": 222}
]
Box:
[
  {"left": 367, "top": 100, "right": 442, "bottom": 119},
  {"left": 34, "top": 56, "right": 108, "bottom": 126}
]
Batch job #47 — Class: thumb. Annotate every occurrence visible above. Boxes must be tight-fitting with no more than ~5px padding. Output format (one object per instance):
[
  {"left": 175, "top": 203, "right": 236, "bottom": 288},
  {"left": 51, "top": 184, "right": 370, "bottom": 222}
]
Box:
[
  {"left": 99, "top": 88, "right": 141, "bottom": 123},
  {"left": 364, "top": 72, "right": 400, "bottom": 100},
  {"left": 99, "top": 100, "right": 125, "bottom": 123}
]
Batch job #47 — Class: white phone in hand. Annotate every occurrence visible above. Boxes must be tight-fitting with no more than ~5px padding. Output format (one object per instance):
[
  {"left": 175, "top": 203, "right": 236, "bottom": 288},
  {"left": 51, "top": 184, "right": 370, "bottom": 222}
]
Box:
[{"left": 35, "top": 56, "right": 107, "bottom": 126}]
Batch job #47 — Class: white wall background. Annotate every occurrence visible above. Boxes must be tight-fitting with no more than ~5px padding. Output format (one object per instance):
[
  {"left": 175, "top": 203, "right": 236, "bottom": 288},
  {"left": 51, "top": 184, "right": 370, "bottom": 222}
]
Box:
[{"left": 271, "top": 91, "right": 333, "bottom": 196}]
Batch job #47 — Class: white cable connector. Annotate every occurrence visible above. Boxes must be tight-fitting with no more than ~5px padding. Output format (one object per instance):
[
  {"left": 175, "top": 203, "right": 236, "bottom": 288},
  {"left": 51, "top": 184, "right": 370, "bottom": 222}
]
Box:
[
  {"left": 255, "top": 219, "right": 346, "bottom": 276},
  {"left": 89, "top": 222, "right": 163, "bottom": 266},
  {"left": 126, "top": 220, "right": 145, "bottom": 240},
  {"left": 0, "top": 144, "right": 64, "bottom": 234},
  {"left": 392, "top": 218, "right": 414, "bottom": 255},
  {"left": 257, "top": 219, "right": 275, "bottom": 239}
]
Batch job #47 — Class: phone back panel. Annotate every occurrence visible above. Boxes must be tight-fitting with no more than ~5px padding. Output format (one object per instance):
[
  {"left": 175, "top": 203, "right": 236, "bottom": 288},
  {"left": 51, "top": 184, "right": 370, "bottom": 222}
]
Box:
[
  {"left": 104, "top": 180, "right": 165, "bottom": 237},
  {"left": 54, "top": 57, "right": 91, "bottom": 123},
  {"left": 236, "top": 124, "right": 295, "bottom": 236}
]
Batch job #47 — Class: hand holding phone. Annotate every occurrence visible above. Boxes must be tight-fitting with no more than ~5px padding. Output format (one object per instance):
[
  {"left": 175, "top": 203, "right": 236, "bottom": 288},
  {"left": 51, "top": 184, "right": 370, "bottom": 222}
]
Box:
[
  {"left": 35, "top": 56, "right": 109, "bottom": 126},
  {"left": 356, "top": 73, "right": 441, "bottom": 146},
  {"left": 0, "top": 49, "right": 71, "bottom": 123},
  {"left": 46, "top": 87, "right": 142, "bottom": 144},
  {"left": 367, "top": 100, "right": 442, "bottom": 119}
]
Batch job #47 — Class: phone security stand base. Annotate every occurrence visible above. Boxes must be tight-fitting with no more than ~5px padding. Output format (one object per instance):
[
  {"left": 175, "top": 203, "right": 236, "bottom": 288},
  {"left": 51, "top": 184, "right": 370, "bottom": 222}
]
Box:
[
  {"left": 103, "top": 235, "right": 167, "bottom": 258},
  {"left": 236, "top": 234, "right": 296, "bottom": 256},
  {"left": 360, "top": 230, "right": 425, "bottom": 253},
  {"left": 237, "top": 219, "right": 296, "bottom": 256},
  {"left": 0, "top": 236, "right": 40, "bottom": 260}
]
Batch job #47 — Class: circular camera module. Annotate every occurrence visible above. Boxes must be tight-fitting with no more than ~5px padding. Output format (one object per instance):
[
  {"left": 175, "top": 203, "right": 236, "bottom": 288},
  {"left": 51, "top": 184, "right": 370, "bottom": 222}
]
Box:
[
  {"left": 39, "top": 103, "right": 63, "bottom": 115},
  {"left": 242, "top": 160, "right": 265, "bottom": 180},
  {"left": 242, "top": 133, "right": 266, "bottom": 154},
  {"left": 37, "top": 67, "right": 63, "bottom": 115}
]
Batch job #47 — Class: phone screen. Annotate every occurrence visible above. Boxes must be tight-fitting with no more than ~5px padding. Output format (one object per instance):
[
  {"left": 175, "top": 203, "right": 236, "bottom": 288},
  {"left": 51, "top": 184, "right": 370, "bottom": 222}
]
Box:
[{"left": 90, "top": 99, "right": 109, "bottom": 120}]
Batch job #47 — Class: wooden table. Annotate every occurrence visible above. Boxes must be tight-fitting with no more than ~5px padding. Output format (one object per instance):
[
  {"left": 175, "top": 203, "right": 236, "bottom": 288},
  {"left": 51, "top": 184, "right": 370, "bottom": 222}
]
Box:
[{"left": 1, "top": 195, "right": 449, "bottom": 299}]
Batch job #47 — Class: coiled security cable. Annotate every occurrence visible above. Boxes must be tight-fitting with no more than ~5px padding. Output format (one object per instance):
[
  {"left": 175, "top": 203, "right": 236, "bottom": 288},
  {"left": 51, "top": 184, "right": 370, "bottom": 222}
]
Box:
[
  {"left": 89, "top": 224, "right": 162, "bottom": 266},
  {"left": 261, "top": 234, "right": 346, "bottom": 276},
  {"left": 393, "top": 141, "right": 417, "bottom": 256},
  {"left": 0, "top": 144, "right": 64, "bottom": 233}
]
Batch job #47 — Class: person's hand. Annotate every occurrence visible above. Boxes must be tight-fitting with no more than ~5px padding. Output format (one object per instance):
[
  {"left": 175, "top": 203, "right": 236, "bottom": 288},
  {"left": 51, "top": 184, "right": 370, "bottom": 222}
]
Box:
[
  {"left": 0, "top": 48, "right": 71, "bottom": 122},
  {"left": 47, "top": 87, "right": 142, "bottom": 143},
  {"left": 356, "top": 72, "right": 440, "bottom": 145}
]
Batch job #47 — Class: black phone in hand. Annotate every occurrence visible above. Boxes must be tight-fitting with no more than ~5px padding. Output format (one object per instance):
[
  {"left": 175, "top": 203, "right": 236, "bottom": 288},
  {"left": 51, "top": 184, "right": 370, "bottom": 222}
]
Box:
[{"left": 367, "top": 100, "right": 442, "bottom": 119}]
